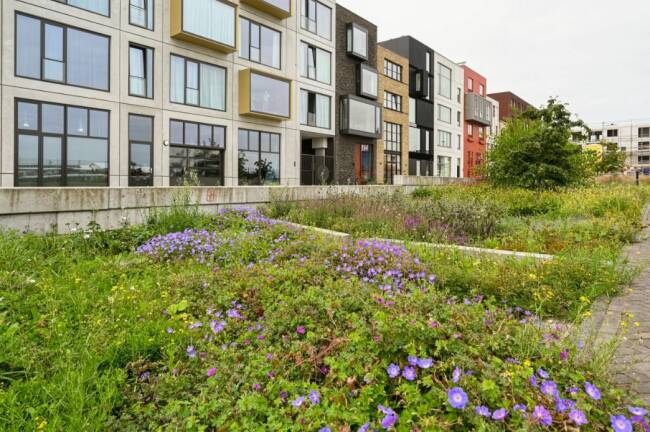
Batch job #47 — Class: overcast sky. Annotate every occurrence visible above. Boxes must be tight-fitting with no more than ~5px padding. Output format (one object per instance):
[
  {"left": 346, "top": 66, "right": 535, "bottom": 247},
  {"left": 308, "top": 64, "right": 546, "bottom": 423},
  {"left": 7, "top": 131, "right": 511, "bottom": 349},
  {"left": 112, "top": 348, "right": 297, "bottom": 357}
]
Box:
[{"left": 337, "top": 0, "right": 650, "bottom": 124}]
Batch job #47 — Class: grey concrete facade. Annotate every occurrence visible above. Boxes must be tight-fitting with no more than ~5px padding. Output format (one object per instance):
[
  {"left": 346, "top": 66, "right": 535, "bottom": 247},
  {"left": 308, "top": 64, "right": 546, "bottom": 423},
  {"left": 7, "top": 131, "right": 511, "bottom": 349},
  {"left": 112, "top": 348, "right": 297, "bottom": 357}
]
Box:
[{"left": 1, "top": 0, "right": 340, "bottom": 189}]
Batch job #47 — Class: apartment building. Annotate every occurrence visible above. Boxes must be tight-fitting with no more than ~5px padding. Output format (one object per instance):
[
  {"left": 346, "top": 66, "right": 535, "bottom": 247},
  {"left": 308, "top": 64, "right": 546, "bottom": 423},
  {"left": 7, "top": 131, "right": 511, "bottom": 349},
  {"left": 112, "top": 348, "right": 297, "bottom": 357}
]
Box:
[
  {"left": 379, "top": 36, "right": 464, "bottom": 179},
  {"left": 376, "top": 45, "right": 409, "bottom": 184},
  {"left": 461, "top": 65, "right": 492, "bottom": 178},
  {"left": 576, "top": 121, "right": 650, "bottom": 170},
  {"left": 487, "top": 91, "right": 532, "bottom": 122},
  {"left": 333, "top": 4, "right": 380, "bottom": 184},
  {"left": 2, "top": 0, "right": 336, "bottom": 188},
  {"left": 486, "top": 96, "right": 501, "bottom": 149}
]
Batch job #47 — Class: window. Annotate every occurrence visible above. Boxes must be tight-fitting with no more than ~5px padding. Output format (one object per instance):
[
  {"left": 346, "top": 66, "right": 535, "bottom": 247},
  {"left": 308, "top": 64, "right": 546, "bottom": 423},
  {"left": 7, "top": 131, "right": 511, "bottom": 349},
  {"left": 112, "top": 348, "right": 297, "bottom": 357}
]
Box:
[
  {"left": 639, "top": 142, "right": 650, "bottom": 151},
  {"left": 347, "top": 23, "right": 368, "bottom": 60},
  {"left": 340, "top": 96, "right": 382, "bottom": 138},
  {"left": 467, "top": 124, "right": 473, "bottom": 136},
  {"left": 358, "top": 144, "right": 373, "bottom": 182},
  {"left": 129, "top": 115, "right": 153, "bottom": 186},
  {"left": 53, "top": 0, "right": 109, "bottom": 16},
  {"left": 300, "top": 90, "right": 331, "bottom": 129},
  {"left": 384, "top": 92, "right": 402, "bottom": 112},
  {"left": 384, "top": 122, "right": 402, "bottom": 184},
  {"left": 479, "top": 84, "right": 484, "bottom": 96},
  {"left": 437, "top": 156, "right": 451, "bottom": 177},
  {"left": 457, "top": 111, "right": 461, "bottom": 127},
  {"left": 300, "top": 42, "right": 331, "bottom": 84},
  {"left": 359, "top": 64, "right": 378, "bottom": 99},
  {"left": 438, "top": 130, "right": 452, "bottom": 148},
  {"left": 170, "top": 55, "right": 226, "bottom": 110},
  {"left": 169, "top": 119, "right": 225, "bottom": 186},
  {"left": 248, "top": 71, "right": 291, "bottom": 118},
  {"left": 16, "top": 14, "right": 110, "bottom": 91},
  {"left": 238, "top": 129, "right": 280, "bottom": 185},
  {"left": 15, "top": 99, "right": 109, "bottom": 187},
  {"left": 130, "top": 0, "right": 153, "bottom": 30},
  {"left": 425, "top": 52, "right": 431, "bottom": 73},
  {"left": 639, "top": 155, "right": 650, "bottom": 164},
  {"left": 607, "top": 129, "right": 618, "bottom": 137},
  {"left": 409, "top": 98, "right": 416, "bottom": 124},
  {"left": 409, "top": 127, "right": 420, "bottom": 152},
  {"left": 457, "top": 134, "right": 462, "bottom": 150},
  {"left": 438, "top": 63, "right": 451, "bottom": 99},
  {"left": 384, "top": 59, "right": 402, "bottom": 82},
  {"left": 129, "top": 44, "right": 153, "bottom": 98},
  {"left": 639, "top": 128, "right": 650, "bottom": 138},
  {"left": 240, "top": 18, "right": 281, "bottom": 69},
  {"left": 457, "top": 87, "right": 462, "bottom": 103},
  {"left": 438, "top": 105, "right": 451, "bottom": 123},
  {"left": 180, "top": 0, "right": 236, "bottom": 48},
  {"left": 414, "top": 70, "right": 429, "bottom": 99},
  {"left": 301, "top": 0, "right": 331, "bottom": 40},
  {"left": 467, "top": 78, "right": 473, "bottom": 92}
]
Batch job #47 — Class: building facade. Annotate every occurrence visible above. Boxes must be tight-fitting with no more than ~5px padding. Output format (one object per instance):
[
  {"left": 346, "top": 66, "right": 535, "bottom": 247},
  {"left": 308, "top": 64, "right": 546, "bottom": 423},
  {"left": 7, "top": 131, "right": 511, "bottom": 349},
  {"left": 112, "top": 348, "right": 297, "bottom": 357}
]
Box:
[
  {"left": 461, "top": 65, "right": 491, "bottom": 178},
  {"left": 487, "top": 91, "right": 532, "bottom": 122},
  {"left": 575, "top": 121, "right": 650, "bottom": 171},
  {"left": 376, "top": 45, "right": 409, "bottom": 184},
  {"left": 486, "top": 96, "right": 501, "bottom": 149},
  {"left": 333, "top": 4, "right": 380, "bottom": 184},
  {"left": 2, "top": 0, "right": 339, "bottom": 189}
]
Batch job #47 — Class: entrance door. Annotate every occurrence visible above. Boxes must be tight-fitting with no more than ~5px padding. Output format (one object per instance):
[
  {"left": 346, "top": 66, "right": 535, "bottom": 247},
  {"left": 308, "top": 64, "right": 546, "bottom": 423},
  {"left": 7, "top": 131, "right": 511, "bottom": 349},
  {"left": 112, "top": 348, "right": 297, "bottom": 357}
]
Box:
[{"left": 355, "top": 143, "right": 373, "bottom": 184}]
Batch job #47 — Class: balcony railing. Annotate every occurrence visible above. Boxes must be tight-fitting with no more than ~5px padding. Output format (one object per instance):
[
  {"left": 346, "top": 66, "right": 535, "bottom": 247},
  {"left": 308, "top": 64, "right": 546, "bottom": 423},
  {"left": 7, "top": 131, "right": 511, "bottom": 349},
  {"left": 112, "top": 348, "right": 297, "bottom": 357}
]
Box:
[{"left": 241, "top": 0, "right": 292, "bottom": 18}]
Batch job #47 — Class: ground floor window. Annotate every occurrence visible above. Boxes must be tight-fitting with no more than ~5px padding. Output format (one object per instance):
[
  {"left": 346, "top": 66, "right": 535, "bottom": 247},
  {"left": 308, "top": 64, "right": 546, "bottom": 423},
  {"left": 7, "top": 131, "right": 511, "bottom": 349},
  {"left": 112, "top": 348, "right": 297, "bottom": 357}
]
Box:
[
  {"left": 384, "top": 153, "right": 401, "bottom": 184},
  {"left": 409, "top": 157, "right": 433, "bottom": 177},
  {"left": 15, "top": 99, "right": 109, "bottom": 187},
  {"left": 238, "top": 129, "right": 281, "bottom": 185},
  {"left": 384, "top": 122, "right": 402, "bottom": 184},
  {"left": 437, "top": 155, "right": 451, "bottom": 177},
  {"left": 129, "top": 114, "right": 153, "bottom": 186},
  {"left": 169, "top": 119, "right": 225, "bottom": 186}
]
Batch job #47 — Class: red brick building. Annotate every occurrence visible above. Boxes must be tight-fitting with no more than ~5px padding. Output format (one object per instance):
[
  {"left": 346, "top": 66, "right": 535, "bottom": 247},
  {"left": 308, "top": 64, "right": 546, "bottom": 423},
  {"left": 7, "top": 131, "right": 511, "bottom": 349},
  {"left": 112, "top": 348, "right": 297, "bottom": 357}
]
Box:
[
  {"left": 487, "top": 91, "right": 532, "bottom": 121},
  {"left": 462, "top": 65, "right": 491, "bottom": 178}
]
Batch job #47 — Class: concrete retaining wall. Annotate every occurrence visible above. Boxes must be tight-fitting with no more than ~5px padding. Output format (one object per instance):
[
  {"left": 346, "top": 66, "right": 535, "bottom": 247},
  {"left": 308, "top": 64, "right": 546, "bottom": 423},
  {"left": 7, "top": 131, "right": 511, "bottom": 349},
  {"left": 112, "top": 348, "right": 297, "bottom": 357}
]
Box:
[
  {"left": 0, "top": 182, "right": 469, "bottom": 233},
  {"left": 393, "top": 175, "right": 477, "bottom": 186}
]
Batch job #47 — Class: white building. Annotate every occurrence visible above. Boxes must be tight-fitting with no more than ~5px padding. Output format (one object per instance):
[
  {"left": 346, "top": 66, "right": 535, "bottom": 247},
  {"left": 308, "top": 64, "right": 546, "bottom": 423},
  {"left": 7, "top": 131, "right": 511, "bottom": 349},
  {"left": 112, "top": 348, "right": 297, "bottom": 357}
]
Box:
[
  {"left": 486, "top": 96, "right": 501, "bottom": 149},
  {"left": 573, "top": 120, "right": 650, "bottom": 170}
]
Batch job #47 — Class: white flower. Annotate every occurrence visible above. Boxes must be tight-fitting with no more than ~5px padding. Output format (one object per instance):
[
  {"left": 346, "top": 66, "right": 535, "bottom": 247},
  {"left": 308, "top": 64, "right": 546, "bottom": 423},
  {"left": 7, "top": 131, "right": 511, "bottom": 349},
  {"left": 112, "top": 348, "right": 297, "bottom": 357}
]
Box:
[{"left": 83, "top": 234, "right": 91, "bottom": 240}]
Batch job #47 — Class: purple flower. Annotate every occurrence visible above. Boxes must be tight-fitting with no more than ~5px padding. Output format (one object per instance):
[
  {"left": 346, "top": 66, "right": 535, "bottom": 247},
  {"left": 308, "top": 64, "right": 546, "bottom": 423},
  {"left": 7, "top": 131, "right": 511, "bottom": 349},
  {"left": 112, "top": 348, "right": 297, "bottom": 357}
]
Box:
[
  {"left": 166, "top": 327, "right": 174, "bottom": 334},
  {"left": 309, "top": 390, "right": 321, "bottom": 405},
  {"left": 253, "top": 383, "right": 261, "bottom": 391},
  {"left": 556, "top": 398, "right": 575, "bottom": 413},
  {"left": 560, "top": 350, "right": 569, "bottom": 361},
  {"left": 186, "top": 345, "right": 196, "bottom": 359},
  {"left": 378, "top": 405, "right": 398, "bottom": 429},
  {"left": 207, "top": 368, "right": 216, "bottom": 377},
  {"left": 492, "top": 408, "right": 508, "bottom": 421},
  {"left": 139, "top": 371, "right": 150, "bottom": 381},
  {"left": 569, "top": 409, "right": 588, "bottom": 426},
  {"left": 447, "top": 387, "right": 469, "bottom": 410},
  {"left": 318, "top": 428, "right": 331, "bottom": 432},
  {"left": 402, "top": 366, "right": 417, "bottom": 381},
  {"left": 531, "top": 405, "right": 553, "bottom": 426},
  {"left": 387, "top": 363, "right": 401, "bottom": 378},
  {"left": 611, "top": 415, "right": 633, "bottom": 432},
  {"left": 537, "top": 368, "right": 550, "bottom": 379},
  {"left": 210, "top": 320, "right": 226, "bottom": 334},
  {"left": 584, "top": 382, "right": 601, "bottom": 400},
  {"left": 530, "top": 374, "right": 538, "bottom": 388},
  {"left": 358, "top": 422, "right": 370, "bottom": 432},
  {"left": 188, "top": 321, "right": 203, "bottom": 330},
  {"left": 629, "top": 407, "right": 648, "bottom": 416},
  {"left": 540, "top": 381, "right": 559, "bottom": 397},
  {"left": 476, "top": 406, "right": 491, "bottom": 417},
  {"left": 291, "top": 396, "right": 305, "bottom": 408},
  {"left": 296, "top": 326, "right": 306, "bottom": 335},
  {"left": 407, "top": 356, "right": 418, "bottom": 366},
  {"left": 266, "top": 353, "right": 274, "bottom": 360},
  {"left": 452, "top": 367, "right": 462, "bottom": 383},
  {"left": 514, "top": 404, "right": 527, "bottom": 413},
  {"left": 417, "top": 358, "right": 433, "bottom": 369},
  {"left": 567, "top": 386, "right": 580, "bottom": 394}
]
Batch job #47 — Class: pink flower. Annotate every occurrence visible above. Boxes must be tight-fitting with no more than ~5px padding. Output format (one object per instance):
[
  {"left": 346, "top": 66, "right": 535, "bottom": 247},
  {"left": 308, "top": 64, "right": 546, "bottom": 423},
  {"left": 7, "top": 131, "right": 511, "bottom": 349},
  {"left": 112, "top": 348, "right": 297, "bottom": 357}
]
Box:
[
  {"left": 207, "top": 368, "right": 217, "bottom": 377},
  {"left": 296, "top": 326, "right": 306, "bottom": 335},
  {"left": 560, "top": 351, "right": 569, "bottom": 361}
]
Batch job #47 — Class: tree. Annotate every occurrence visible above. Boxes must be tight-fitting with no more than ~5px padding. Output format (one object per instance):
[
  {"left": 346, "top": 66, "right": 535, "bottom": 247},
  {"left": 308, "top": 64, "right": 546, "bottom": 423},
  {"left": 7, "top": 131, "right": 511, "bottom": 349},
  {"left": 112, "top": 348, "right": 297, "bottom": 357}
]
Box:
[
  {"left": 486, "top": 98, "right": 593, "bottom": 189},
  {"left": 592, "top": 141, "right": 626, "bottom": 175}
]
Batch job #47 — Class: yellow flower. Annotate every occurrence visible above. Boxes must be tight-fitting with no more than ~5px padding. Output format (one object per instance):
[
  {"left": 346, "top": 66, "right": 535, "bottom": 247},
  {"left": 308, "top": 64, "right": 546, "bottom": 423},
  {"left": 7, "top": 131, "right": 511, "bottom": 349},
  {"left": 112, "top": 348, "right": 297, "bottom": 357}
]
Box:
[
  {"left": 523, "top": 359, "right": 531, "bottom": 367},
  {"left": 579, "top": 296, "right": 590, "bottom": 304},
  {"left": 583, "top": 311, "right": 592, "bottom": 318},
  {"left": 635, "top": 322, "right": 641, "bottom": 327},
  {"left": 37, "top": 419, "right": 48, "bottom": 431}
]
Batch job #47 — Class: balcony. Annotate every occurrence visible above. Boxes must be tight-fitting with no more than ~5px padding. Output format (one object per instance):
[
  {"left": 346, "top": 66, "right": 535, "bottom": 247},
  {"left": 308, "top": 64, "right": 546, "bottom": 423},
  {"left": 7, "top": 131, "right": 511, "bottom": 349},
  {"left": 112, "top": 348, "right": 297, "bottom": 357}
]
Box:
[
  {"left": 239, "top": 68, "right": 292, "bottom": 120},
  {"left": 465, "top": 93, "right": 492, "bottom": 127},
  {"left": 171, "top": 0, "right": 238, "bottom": 53},
  {"left": 340, "top": 95, "right": 382, "bottom": 138},
  {"left": 241, "top": 0, "right": 292, "bottom": 18}
]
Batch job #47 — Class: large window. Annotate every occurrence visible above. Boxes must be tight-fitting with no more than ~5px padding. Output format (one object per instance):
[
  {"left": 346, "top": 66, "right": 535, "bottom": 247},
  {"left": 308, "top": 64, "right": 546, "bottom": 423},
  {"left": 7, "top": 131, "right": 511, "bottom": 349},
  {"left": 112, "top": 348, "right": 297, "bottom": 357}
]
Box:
[
  {"left": 129, "top": 115, "right": 153, "bottom": 186},
  {"left": 170, "top": 55, "right": 226, "bottom": 110},
  {"left": 301, "top": 0, "right": 331, "bottom": 40},
  {"left": 240, "top": 18, "right": 281, "bottom": 69},
  {"left": 238, "top": 129, "right": 280, "bottom": 185},
  {"left": 129, "top": 44, "right": 154, "bottom": 98},
  {"left": 53, "top": 0, "right": 109, "bottom": 16},
  {"left": 340, "top": 96, "right": 381, "bottom": 138},
  {"left": 359, "top": 64, "right": 378, "bottom": 99},
  {"left": 15, "top": 100, "right": 109, "bottom": 187},
  {"left": 607, "top": 129, "right": 618, "bottom": 137},
  {"left": 384, "top": 122, "right": 402, "bottom": 184},
  {"left": 437, "top": 156, "right": 451, "bottom": 177},
  {"left": 300, "top": 90, "right": 331, "bottom": 129},
  {"left": 129, "top": 0, "right": 154, "bottom": 30},
  {"left": 347, "top": 23, "right": 368, "bottom": 60},
  {"left": 300, "top": 42, "right": 331, "bottom": 85},
  {"left": 438, "top": 130, "right": 452, "bottom": 148},
  {"left": 249, "top": 71, "right": 291, "bottom": 118},
  {"left": 438, "top": 105, "right": 451, "bottom": 123},
  {"left": 409, "top": 127, "right": 420, "bottom": 152},
  {"left": 384, "top": 92, "right": 402, "bottom": 112},
  {"left": 169, "top": 120, "right": 225, "bottom": 186},
  {"left": 409, "top": 98, "right": 416, "bottom": 124},
  {"left": 438, "top": 63, "right": 451, "bottom": 99},
  {"left": 383, "top": 59, "right": 402, "bottom": 82},
  {"left": 639, "top": 128, "right": 650, "bottom": 138},
  {"left": 16, "top": 14, "right": 110, "bottom": 91},
  {"left": 181, "top": 0, "right": 236, "bottom": 48}
]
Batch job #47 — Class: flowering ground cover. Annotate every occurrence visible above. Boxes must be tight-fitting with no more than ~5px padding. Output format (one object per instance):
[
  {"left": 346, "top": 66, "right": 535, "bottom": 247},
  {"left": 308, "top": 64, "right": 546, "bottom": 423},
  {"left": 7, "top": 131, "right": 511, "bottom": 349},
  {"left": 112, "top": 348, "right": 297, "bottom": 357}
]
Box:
[{"left": 0, "top": 205, "right": 646, "bottom": 430}]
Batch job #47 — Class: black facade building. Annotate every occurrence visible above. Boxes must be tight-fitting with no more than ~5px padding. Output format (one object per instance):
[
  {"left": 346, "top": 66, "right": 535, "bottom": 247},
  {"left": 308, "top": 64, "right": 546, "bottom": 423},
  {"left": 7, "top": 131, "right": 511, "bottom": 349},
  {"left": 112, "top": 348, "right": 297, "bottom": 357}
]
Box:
[
  {"left": 334, "top": 5, "right": 381, "bottom": 184},
  {"left": 380, "top": 36, "right": 435, "bottom": 176}
]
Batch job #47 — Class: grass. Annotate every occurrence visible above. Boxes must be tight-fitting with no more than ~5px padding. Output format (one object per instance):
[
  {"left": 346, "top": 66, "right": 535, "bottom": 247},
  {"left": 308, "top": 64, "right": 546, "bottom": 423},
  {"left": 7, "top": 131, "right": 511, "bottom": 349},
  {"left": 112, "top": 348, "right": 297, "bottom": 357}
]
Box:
[{"left": 0, "top": 185, "right": 647, "bottom": 430}]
